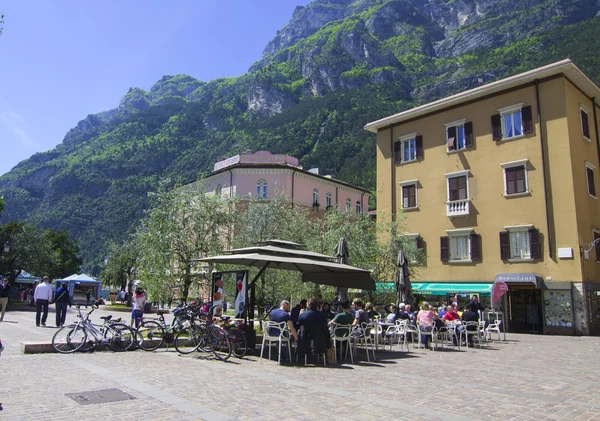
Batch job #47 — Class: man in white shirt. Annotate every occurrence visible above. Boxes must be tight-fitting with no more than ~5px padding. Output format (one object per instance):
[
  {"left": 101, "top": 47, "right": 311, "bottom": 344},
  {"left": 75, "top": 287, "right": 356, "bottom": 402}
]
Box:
[{"left": 34, "top": 276, "right": 53, "bottom": 327}]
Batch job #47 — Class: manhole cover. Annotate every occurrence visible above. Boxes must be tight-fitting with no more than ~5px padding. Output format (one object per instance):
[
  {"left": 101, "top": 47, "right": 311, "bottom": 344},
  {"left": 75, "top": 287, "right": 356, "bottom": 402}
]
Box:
[{"left": 65, "top": 388, "right": 136, "bottom": 405}]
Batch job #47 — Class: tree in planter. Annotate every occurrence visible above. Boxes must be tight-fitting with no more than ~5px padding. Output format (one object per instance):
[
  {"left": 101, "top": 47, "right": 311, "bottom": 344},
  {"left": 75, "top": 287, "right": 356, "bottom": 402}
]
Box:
[{"left": 135, "top": 179, "right": 237, "bottom": 304}]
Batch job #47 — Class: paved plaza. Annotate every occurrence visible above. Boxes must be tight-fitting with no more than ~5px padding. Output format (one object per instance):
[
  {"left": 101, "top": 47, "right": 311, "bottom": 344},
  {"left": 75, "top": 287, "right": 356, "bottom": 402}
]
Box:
[{"left": 1, "top": 306, "right": 600, "bottom": 421}]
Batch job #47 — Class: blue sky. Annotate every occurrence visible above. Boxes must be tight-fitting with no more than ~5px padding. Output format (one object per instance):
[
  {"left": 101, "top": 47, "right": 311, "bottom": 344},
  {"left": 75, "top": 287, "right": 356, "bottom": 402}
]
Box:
[{"left": 0, "top": 0, "right": 311, "bottom": 176}]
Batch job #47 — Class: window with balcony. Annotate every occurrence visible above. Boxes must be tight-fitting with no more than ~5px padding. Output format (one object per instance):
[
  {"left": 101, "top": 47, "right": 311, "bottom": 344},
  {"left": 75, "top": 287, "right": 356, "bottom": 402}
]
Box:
[
  {"left": 394, "top": 133, "right": 423, "bottom": 164},
  {"left": 445, "top": 119, "right": 473, "bottom": 152},
  {"left": 441, "top": 229, "right": 480, "bottom": 263},
  {"left": 499, "top": 225, "right": 541, "bottom": 261},
  {"left": 587, "top": 162, "right": 597, "bottom": 198},
  {"left": 492, "top": 104, "right": 533, "bottom": 141},
  {"left": 399, "top": 180, "right": 418, "bottom": 209},
  {"left": 581, "top": 106, "right": 591, "bottom": 140},
  {"left": 325, "top": 192, "right": 332, "bottom": 209},
  {"left": 256, "top": 180, "right": 267, "bottom": 198},
  {"left": 445, "top": 170, "right": 469, "bottom": 217},
  {"left": 501, "top": 159, "right": 528, "bottom": 197}
]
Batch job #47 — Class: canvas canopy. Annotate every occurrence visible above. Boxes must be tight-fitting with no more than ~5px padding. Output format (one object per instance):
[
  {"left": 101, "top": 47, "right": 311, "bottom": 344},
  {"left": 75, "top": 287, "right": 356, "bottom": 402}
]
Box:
[{"left": 197, "top": 240, "right": 375, "bottom": 290}]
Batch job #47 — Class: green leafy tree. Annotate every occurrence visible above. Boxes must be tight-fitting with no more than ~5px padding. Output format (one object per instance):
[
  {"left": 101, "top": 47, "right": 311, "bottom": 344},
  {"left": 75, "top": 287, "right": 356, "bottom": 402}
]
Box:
[
  {"left": 102, "top": 237, "right": 139, "bottom": 306},
  {"left": 136, "top": 179, "right": 237, "bottom": 303},
  {"left": 44, "top": 229, "right": 82, "bottom": 279}
]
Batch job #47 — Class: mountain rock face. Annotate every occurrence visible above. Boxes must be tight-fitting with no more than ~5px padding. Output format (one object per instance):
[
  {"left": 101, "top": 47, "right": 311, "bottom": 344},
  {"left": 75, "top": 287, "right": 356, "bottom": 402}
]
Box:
[{"left": 2, "top": 0, "right": 600, "bottom": 273}]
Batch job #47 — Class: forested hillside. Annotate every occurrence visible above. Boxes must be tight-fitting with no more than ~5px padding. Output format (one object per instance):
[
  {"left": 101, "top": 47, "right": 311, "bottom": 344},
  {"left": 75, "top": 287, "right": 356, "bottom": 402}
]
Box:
[{"left": 2, "top": 0, "right": 600, "bottom": 274}]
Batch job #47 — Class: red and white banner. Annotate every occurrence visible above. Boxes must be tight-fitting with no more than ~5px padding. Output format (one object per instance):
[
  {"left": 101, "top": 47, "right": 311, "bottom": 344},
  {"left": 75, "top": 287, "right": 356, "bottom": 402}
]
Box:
[{"left": 491, "top": 281, "right": 509, "bottom": 307}]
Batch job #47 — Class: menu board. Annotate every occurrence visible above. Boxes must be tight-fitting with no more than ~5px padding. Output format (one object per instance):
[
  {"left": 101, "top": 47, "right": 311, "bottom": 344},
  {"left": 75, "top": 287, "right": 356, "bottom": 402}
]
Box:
[{"left": 543, "top": 290, "right": 573, "bottom": 328}]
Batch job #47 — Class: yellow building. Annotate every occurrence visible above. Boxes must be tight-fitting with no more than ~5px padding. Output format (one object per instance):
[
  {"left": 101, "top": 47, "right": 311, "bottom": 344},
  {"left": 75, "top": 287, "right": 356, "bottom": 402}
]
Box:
[{"left": 366, "top": 59, "right": 600, "bottom": 336}]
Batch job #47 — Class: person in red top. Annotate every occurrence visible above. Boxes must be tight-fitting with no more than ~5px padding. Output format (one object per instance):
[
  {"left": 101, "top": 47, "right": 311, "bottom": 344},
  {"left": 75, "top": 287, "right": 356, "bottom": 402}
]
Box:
[{"left": 442, "top": 305, "right": 460, "bottom": 322}]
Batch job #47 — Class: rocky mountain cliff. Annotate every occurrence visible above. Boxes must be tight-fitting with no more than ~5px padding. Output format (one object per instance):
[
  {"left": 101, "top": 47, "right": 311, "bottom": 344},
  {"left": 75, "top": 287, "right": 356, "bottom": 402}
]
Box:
[{"left": 2, "top": 0, "right": 600, "bottom": 274}]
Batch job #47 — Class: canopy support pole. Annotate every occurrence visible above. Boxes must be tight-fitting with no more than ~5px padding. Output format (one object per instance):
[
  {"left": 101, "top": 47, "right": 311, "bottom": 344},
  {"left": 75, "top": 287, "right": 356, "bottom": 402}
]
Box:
[{"left": 248, "top": 263, "right": 270, "bottom": 329}]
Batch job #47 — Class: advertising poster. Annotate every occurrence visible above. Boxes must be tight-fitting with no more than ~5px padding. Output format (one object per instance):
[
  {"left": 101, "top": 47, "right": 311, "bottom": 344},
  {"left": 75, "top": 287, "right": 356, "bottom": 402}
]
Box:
[{"left": 211, "top": 271, "right": 248, "bottom": 318}]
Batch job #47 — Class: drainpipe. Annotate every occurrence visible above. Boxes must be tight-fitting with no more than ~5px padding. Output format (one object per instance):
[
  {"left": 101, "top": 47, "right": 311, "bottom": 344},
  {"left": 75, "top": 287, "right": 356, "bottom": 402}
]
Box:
[
  {"left": 535, "top": 79, "right": 553, "bottom": 259},
  {"left": 360, "top": 192, "right": 365, "bottom": 214},
  {"left": 335, "top": 187, "right": 338, "bottom": 207},
  {"left": 389, "top": 127, "right": 396, "bottom": 222},
  {"left": 593, "top": 98, "right": 600, "bottom": 178},
  {"left": 291, "top": 169, "right": 297, "bottom": 208}
]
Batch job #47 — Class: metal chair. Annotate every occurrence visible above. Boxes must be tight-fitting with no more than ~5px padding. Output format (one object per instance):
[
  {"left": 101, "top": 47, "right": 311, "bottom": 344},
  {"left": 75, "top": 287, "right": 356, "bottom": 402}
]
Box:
[
  {"left": 260, "top": 321, "right": 292, "bottom": 365},
  {"left": 331, "top": 324, "right": 353, "bottom": 364}
]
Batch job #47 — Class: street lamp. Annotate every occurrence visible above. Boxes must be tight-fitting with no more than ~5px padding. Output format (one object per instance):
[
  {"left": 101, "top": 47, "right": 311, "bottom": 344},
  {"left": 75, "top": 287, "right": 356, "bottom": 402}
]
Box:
[{"left": 581, "top": 237, "right": 600, "bottom": 335}]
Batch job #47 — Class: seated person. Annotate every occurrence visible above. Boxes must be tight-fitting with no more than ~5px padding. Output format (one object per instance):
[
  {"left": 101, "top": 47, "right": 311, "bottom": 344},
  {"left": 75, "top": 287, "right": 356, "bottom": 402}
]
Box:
[
  {"left": 461, "top": 306, "right": 480, "bottom": 346},
  {"left": 321, "top": 302, "right": 334, "bottom": 321},
  {"left": 213, "top": 305, "right": 223, "bottom": 317},
  {"left": 94, "top": 296, "right": 105, "bottom": 306},
  {"left": 386, "top": 304, "right": 397, "bottom": 323},
  {"left": 442, "top": 305, "right": 460, "bottom": 322},
  {"left": 269, "top": 300, "right": 298, "bottom": 340},
  {"left": 365, "top": 302, "right": 379, "bottom": 319},
  {"left": 328, "top": 300, "right": 354, "bottom": 335},
  {"left": 438, "top": 304, "right": 447, "bottom": 319},
  {"left": 297, "top": 298, "right": 331, "bottom": 358},
  {"left": 396, "top": 303, "right": 409, "bottom": 320},
  {"left": 405, "top": 304, "right": 416, "bottom": 320}
]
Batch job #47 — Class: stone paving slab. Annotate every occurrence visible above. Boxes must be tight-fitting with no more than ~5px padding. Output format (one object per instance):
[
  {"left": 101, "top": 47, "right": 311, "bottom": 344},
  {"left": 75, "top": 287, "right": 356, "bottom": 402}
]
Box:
[{"left": 1, "top": 308, "right": 600, "bottom": 420}]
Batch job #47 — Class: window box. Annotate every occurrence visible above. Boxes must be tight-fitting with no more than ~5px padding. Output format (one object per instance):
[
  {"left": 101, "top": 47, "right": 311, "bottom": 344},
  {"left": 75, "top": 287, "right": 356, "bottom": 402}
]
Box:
[{"left": 491, "top": 104, "right": 533, "bottom": 141}]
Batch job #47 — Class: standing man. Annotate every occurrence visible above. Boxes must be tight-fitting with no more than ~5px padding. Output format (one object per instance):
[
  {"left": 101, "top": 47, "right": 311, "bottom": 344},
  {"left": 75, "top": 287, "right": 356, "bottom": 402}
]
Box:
[
  {"left": 86, "top": 288, "right": 92, "bottom": 308},
  {"left": 54, "top": 282, "right": 71, "bottom": 327},
  {"left": 0, "top": 278, "right": 10, "bottom": 322},
  {"left": 34, "top": 276, "right": 53, "bottom": 327},
  {"left": 120, "top": 289, "right": 125, "bottom": 303}
]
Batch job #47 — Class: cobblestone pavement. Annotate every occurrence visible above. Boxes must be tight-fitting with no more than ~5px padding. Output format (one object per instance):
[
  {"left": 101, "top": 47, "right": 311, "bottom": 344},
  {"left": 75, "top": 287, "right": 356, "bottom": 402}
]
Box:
[{"left": 1, "top": 306, "right": 600, "bottom": 420}]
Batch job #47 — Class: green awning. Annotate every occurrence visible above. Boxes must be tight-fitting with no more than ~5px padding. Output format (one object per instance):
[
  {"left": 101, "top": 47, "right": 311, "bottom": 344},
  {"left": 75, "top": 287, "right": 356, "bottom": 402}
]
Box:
[
  {"left": 375, "top": 282, "right": 425, "bottom": 292},
  {"left": 417, "top": 283, "right": 492, "bottom": 295}
]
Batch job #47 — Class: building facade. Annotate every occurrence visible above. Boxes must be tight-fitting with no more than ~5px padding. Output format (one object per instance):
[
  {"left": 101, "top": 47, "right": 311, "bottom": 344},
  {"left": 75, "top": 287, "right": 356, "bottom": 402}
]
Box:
[
  {"left": 366, "top": 59, "right": 600, "bottom": 335},
  {"left": 202, "top": 151, "right": 369, "bottom": 214}
]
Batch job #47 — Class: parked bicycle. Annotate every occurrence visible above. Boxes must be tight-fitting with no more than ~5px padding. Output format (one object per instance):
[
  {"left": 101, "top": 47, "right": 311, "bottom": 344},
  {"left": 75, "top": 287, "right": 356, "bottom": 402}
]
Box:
[
  {"left": 136, "top": 304, "right": 194, "bottom": 351},
  {"left": 52, "top": 305, "right": 135, "bottom": 354},
  {"left": 174, "top": 306, "right": 232, "bottom": 361}
]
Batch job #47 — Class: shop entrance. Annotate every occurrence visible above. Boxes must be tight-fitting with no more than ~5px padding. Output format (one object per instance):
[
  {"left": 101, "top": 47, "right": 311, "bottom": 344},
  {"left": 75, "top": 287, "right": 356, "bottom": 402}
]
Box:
[{"left": 508, "top": 289, "right": 543, "bottom": 334}]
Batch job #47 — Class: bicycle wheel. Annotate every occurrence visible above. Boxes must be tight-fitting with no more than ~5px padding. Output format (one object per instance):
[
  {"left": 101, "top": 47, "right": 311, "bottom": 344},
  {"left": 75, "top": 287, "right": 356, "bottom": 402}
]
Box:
[
  {"left": 208, "top": 325, "right": 231, "bottom": 361},
  {"left": 52, "top": 325, "right": 87, "bottom": 354},
  {"left": 174, "top": 325, "right": 202, "bottom": 354},
  {"left": 228, "top": 326, "right": 247, "bottom": 358},
  {"left": 137, "top": 321, "right": 165, "bottom": 351},
  {"left": 105, "top": 323, "right": 135, "bottom": 352}
]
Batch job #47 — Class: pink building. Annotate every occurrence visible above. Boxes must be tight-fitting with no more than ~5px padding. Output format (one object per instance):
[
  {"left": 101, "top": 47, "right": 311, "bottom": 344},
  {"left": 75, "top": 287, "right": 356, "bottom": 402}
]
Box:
[{"left": 203, "top": 151, "right": 370, "bottom": 213}]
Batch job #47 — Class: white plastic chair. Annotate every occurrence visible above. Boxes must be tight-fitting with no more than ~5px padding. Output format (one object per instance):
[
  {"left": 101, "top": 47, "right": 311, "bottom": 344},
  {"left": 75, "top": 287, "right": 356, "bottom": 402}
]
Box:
[
  {"left": 331, "top": 324, "right": 353, "bottom": 364},
  {"left": 351, "top": 322, "right": 376, "bottom": 362},
  {"left": 404, "top": 320, "right": 419, "bottom": 348},
  {"left": 260, "top": 321, "right": 292, "bottom": 365},
  {"left": 417, "top": 322, "right": 435, "bottom": 350},
  {"left": 460, "top": 321, "right": 483, "bottom": 349},
  {"left": 486, "top": 319, "right": 503, "bottom": 342}
]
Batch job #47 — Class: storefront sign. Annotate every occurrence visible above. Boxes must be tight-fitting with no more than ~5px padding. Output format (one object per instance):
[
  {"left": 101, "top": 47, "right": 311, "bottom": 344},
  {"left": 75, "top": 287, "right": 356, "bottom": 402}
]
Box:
[
  {"left": 491, "top": 281, "right": 509, "bottom": 307},
  {"left": 214, "top": 155, "right": 241, "bottom": 171},
  {"left": 494, "top": 273, "right": 539, "bottom": 286},
  {"left": 213, "top": 151, "right": 300, "bottom": 171}
]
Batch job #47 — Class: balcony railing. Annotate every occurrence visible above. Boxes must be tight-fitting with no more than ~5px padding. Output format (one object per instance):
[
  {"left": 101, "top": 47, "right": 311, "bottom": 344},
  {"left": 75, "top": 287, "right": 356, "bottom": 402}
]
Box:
[{"left": 446, "top": 199, "right": 470, "bottom": 217}]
